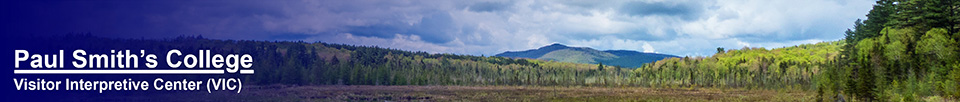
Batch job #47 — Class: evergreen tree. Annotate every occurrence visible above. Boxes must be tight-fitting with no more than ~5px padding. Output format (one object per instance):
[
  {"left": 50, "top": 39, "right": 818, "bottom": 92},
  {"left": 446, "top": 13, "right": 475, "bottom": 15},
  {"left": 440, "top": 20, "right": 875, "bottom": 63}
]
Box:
[
  {"left": 863, "top": 0, "right": 896, "bottom": 38},
  {"left": 717, "top": 47, "right": 725, "bottom": 54},
  {"left": 598, "top": 62, "right": 605, "bottom": 71},
  {"left": 854, "top": 38, "right": 880, "bottom": 101}
]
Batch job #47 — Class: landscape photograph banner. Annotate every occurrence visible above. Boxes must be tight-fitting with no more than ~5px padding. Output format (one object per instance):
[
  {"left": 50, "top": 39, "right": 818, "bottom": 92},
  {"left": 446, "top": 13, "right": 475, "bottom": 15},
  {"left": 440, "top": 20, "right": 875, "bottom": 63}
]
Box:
[{"left": 3, "top": 0, "right": 959, "bottom": 101}]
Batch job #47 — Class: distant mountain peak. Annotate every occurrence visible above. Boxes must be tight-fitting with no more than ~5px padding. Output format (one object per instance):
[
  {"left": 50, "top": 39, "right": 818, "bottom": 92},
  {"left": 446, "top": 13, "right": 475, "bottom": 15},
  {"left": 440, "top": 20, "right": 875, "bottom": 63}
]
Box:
[
  {"left": 547, "top": 43, "right": 566, "bottom": 47},
  {"left": 540, "top": 43, "right": 570, "bottom": 49},
  {"left": 495, "top": 44, "right": 678, "bottom": 68}
]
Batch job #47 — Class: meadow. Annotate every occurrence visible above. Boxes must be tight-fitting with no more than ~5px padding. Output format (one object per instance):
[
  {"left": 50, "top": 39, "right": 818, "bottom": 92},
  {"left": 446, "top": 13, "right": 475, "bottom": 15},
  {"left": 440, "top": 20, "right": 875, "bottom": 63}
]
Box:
[{"left": 150, "top": 85, "right": 814, "bottom": 102}]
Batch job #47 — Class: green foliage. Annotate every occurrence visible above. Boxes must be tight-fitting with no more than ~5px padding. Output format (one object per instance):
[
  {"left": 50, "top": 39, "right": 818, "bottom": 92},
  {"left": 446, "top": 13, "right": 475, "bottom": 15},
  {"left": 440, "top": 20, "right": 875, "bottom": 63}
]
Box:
[
  {"left": 717, "top": 47, "right": 725, "bottom": 54},
  {"left": 853, "top": 38, "right": 880, "bottom": 101},
  {"left": 636, "top": 42, "right": 842, "bottom": 89},
  {"left": 947, "top": 63, "right": 960, "bottom": 97},
  {"left": 837, "top": 0, "right": 960, "bottom": 101},
  {"left": 916, "top": 28, "right": 958, "bottom": 65},
  {"left": 598, "top": 62, "right": 604, "bottom": 71}
]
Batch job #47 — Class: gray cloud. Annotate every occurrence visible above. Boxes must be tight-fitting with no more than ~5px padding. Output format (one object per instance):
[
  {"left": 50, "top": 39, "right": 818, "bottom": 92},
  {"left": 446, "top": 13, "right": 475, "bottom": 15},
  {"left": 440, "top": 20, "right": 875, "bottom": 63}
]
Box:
[
  {"left": 619, "top": 1, "right": 704, "bottom": 20},
  {"left": 467, "top": 2, "right": 512, "bottom": 12},
  {"left": 5, "top": 0, "right": 876, "bottom": 56}
]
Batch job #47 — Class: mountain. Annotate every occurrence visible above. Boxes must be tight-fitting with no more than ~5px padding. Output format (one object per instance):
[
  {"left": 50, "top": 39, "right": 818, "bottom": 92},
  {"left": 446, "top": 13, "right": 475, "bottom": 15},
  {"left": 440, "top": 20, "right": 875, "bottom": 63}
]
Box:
[{"left": 495, "top": 43, "right": 678, "bottom": 68}]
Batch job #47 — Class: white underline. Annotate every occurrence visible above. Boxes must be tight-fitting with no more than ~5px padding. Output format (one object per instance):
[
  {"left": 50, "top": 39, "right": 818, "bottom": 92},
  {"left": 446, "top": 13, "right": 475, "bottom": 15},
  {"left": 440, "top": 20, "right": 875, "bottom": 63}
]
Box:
[
  {"left": 13, "top": 69, "right": 255, "bottom": 74},
  {"left": 240, "top": 70, "right": 254, "bottom": 74}
]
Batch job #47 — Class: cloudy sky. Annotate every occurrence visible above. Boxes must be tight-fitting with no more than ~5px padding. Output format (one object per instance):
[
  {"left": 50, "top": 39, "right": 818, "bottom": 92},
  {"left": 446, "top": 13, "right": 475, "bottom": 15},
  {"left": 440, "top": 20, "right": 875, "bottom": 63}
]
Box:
[{"left": 3, "top": 0, "right": 875, "bottom": 56}]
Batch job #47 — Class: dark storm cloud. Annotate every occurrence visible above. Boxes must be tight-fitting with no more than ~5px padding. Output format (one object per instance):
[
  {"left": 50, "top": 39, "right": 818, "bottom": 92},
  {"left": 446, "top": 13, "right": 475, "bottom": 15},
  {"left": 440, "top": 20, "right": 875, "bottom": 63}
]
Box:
[
  {"left": 3, "top": 0, "right": 876, "bottom": 56},
  {"left": 2, "top": 0, "right": 285, "bottom": 40},
  {"left": 467, "top": 2, "right": 511, "bottom": 12},
  {"left": 405, "top": 13, "right": 459, "bottom": 43},
  {"left": 560, "top": 29, "right": 679, "bottom": 42},
  {"left": 345, "top": 12, "right": 461, "bottom": 44},
  {"left": 619, "top": 1, "right": 703, "bottom": 20}
]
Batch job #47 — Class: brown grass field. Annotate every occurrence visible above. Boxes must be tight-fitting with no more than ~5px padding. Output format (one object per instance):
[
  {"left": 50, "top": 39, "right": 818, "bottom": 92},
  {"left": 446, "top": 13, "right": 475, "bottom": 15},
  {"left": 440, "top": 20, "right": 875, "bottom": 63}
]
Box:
[{"left": 152, "top": 85, "right": 815, "bottom": 102}]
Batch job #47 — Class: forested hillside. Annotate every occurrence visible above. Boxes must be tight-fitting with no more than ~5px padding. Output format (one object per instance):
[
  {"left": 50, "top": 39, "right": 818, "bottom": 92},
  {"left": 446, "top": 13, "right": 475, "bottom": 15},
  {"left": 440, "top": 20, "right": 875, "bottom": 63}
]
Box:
[
  {"left": 17, "top": 33, "right": 839, "bottom": 89},
  {"left": 636, "top": 41, "right": 841, "bottom": 89},
  {"left": 19, "top": 33, "right": 840, "bottom": 89},
  {"left": 831, "top": 0, "right": 960, "bottom": 101},
  {"left": 250, "top": 41, "right": 640, "bottom": 86},
  {"left": 636, "top": 0, "right": 960, "bottom": 101},
  {"left": 15, "top": 34, "right": 647, "bottom": 86}
]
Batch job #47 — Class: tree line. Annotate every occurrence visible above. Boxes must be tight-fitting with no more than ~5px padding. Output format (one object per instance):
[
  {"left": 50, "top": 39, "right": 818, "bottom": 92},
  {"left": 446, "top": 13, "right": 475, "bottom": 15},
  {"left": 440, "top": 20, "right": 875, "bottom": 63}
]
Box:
[
  {"left": 832, "top": 0, "right": 960, "bottom": 101},
  {"left": 12, "top": 0, "right": 958, "bottom": 101}
]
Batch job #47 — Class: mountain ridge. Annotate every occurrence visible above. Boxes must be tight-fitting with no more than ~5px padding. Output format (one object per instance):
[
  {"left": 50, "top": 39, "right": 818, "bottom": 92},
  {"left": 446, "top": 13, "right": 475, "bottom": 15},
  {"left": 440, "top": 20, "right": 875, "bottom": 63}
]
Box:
[{"left": 495, "top": 43, "right": 678, "bottom": 68}]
